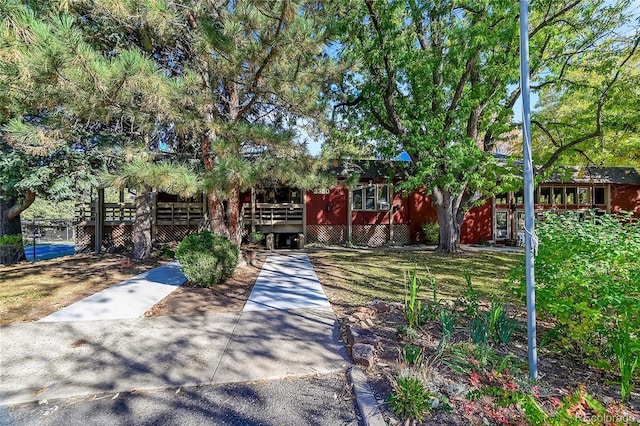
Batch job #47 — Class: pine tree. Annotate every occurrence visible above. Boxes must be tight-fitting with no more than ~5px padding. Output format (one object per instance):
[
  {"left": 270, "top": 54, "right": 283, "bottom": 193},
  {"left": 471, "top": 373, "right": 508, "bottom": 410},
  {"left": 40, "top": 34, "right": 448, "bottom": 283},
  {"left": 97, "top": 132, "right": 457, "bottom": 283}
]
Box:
[{"left": 70, "top": 0, "right": 334, "bottom": 244}]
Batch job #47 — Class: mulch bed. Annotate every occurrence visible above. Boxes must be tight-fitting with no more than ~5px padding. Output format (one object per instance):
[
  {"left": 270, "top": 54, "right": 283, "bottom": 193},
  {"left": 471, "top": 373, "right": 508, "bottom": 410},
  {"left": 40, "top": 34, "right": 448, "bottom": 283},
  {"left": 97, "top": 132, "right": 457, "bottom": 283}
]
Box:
[{"left": 144, "top": 258, "right": 264, "bottom": 316}]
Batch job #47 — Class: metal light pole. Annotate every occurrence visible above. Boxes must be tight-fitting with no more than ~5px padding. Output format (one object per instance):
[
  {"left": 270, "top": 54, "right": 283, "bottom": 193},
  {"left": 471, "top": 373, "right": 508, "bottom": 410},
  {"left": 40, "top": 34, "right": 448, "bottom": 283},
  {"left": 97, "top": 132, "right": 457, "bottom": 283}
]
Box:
[{"left": 519, "top": 0, "right": 538, "bottom": 380}]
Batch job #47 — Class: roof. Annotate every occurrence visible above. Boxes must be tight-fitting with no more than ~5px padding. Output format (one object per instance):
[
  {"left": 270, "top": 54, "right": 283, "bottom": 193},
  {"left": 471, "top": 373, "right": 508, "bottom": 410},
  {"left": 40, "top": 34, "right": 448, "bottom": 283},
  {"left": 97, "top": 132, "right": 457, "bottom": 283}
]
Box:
[
  {"left": 544, "top": 166, "right": 640, "bottom": 185},
  {"left": 324, "top": 159, "right": 640, "bottom": 185},
  {"left": 323, "top": 159, "right": 412, "bottom": 180}
]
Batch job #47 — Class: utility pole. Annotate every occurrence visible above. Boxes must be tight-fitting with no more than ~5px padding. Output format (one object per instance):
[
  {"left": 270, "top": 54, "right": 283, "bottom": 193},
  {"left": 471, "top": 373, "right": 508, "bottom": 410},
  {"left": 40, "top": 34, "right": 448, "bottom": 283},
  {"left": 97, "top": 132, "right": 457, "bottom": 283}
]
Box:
[{"left": 520, "top": 0, "right": 538, "bottom": 380}]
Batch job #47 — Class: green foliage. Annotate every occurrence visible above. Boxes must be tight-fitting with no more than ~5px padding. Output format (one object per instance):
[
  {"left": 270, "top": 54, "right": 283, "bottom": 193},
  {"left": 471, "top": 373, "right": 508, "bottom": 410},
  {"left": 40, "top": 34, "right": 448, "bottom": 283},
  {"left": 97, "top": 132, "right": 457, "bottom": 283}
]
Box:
[
  {"left": 470, "top": 316, "right": 489, "bottom": 345},
  {"left": 460, "top": 271, "right": 480, "bottom": 318},
  {"left": 510, "top": 211, "right": 640, "bottom": 399},
  {"left": 176, "top": 231, "right": 239, "bottom": 287},
  {"left": 467, "top": 384, "right": 611, "bottom": 426},
  {"left": 401, "top": 343, "right": 422, "bottom": 366},
  {"left": 403, "top": 269, "right": 423, "bottom": 329},
  {"left": 0, "top": 234, "right": 24, "bottom": 264},
  {"left": 388, "top": 373, "right": 433, "bottom": 421},
  {"left": 612, "top": 314, "right": 639, "bottom": 401},
  {"left": 439, "top": 306, "right": 455, "bottom": 339},
  {"left": 325, "top": 0, "right": 635, "bottom": 251},
  {"left": 156, "top": 244, "right": 176, "bottom": 259},
  {"left": 494, "top": 309, "right": 519, "bottom": 345},
  {"left": 421, "top": 221, "right": 439, "bottom": 244},
  {"left": 248, "top": 232, "right": 265, "bottom": 245},
  {"left": 19, "top": 198, "right": 75, "bottom": 221}
]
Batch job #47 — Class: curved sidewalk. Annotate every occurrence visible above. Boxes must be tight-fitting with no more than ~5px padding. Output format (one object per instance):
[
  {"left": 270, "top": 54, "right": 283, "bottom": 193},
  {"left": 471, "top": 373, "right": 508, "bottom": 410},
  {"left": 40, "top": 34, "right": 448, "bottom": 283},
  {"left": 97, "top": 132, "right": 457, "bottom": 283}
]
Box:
[
  {"left": 38, "top": 261, "right": 187, "bottom": 322},
  {"left": 0, "top": 254, "right": 350, "bottom": 406}
]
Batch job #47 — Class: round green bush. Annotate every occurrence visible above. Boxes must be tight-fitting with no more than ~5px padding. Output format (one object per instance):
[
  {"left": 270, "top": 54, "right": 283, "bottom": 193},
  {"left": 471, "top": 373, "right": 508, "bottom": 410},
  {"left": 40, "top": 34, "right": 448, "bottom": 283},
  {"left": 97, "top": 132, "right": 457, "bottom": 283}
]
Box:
[{"left": 176, "top": 231, "right": 239, "bottom": 287}]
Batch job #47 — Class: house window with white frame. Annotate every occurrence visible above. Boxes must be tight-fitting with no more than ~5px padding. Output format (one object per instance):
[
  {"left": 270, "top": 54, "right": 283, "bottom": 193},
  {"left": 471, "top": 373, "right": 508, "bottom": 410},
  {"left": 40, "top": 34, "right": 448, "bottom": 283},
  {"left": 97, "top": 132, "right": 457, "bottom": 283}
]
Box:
[{"left": 352, "top": 184, "right": 391, "bottom": 211}]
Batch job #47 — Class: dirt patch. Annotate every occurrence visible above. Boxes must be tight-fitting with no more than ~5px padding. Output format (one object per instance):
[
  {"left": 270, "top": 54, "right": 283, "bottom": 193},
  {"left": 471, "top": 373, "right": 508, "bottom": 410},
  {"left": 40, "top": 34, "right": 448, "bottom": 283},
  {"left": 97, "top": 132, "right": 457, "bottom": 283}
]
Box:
[
  {"left": 144, "top": 258, "right": 264, "bottom": 316},
  {"left": 0, "top": 254, "right": 165, "bottom": 324}
]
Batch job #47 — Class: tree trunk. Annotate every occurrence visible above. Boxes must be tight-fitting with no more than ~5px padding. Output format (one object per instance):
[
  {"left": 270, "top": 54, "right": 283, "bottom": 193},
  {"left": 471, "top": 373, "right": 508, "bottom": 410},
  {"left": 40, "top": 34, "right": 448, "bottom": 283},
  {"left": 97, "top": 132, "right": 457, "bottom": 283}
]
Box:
[
  {"left": 0, "top": 190, "right": 35, "bottom": 264},
  {"left": 208, "top": 193, "right": 230, "bottom": 239},
  {"left": 132, "top": 187, "right": 152, "bottom": 260},
  {"left": 207, "top": 190, "right": 241, "bottom": 245},
  {"left": 226, "top": 188, "right": 240, "bottom": 245},
  {"left": 432, "top": 186, "right": 465, "bottom": 253}
]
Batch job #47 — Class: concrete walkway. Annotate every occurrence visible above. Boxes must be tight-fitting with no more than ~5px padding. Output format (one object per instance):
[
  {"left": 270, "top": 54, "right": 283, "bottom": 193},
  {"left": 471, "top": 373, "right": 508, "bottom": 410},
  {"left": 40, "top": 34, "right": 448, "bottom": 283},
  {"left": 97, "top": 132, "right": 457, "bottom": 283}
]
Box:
[
  {"left": 0, "top": 254, "right": 349, "bottom": 406},
  {"left": 244, "top": 254, "right": 331, "bottom": 311},
  {"left": 39, "top": 261, "right": 187, "bottom": 322}
]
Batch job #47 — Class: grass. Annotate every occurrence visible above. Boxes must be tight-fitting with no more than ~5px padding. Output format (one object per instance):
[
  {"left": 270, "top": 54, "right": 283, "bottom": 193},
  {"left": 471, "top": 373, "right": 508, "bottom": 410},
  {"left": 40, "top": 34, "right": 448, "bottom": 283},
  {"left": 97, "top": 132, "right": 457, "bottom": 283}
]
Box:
[
  {"left": 0, "top": 254, "right": 164, "bottom": 324},
  {"left": 307, "top": 248, "right": 522, "bottom": 315}
]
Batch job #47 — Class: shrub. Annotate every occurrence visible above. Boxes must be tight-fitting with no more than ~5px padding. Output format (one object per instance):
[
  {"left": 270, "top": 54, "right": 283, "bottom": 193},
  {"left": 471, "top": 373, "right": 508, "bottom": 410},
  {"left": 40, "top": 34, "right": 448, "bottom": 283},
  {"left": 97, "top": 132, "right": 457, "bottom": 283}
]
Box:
[
  {"left": 388, "top": 373, "right": 433, "bottom": 421},
  {"left": 176, "top": 231, "right": 239, "bottom": 287},
  {"left": 509, "top": 211, "right": 640, "bottom": 400},
  {"left": 0, "top": 234, "right": 24, "bottom": 264},
  {"left": 156, "top": 244, "right": 176, "bottom": 259},
  {"left": 421, "top": 221, "right": 439, "bottom": 244},
  {"left": 248, "top": 231, "right": 264, "bottom": 245}
]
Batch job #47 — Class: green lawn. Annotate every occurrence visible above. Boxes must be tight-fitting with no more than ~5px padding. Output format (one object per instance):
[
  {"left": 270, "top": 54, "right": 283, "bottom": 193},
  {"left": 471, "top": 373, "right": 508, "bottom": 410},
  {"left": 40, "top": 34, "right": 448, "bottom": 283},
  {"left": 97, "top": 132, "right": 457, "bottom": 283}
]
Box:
[{"left": 308, "top": 248, "right": 523, "bottom": 315}]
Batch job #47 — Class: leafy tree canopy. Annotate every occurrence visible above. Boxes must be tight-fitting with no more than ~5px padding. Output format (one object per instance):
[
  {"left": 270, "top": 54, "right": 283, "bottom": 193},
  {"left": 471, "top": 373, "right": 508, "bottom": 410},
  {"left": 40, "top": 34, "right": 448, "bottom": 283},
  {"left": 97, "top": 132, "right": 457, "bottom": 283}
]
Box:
[{"left": 326, "top": 0, "right": 638, "bottom": 251}]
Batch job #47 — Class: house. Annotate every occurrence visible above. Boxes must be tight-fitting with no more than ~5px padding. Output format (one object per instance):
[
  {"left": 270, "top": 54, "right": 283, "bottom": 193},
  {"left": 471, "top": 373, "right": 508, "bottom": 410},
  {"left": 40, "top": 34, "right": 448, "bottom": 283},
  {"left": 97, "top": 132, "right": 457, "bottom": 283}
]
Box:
[{"left": 75, "top": 162, "right": 640, "bottom": 251}]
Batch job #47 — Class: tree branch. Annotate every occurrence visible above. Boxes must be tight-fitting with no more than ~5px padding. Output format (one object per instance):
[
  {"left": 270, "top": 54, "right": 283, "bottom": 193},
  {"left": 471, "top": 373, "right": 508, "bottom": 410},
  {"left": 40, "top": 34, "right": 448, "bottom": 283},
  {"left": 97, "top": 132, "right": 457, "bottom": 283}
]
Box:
[
  {"left": 365, "top": 0, "right": 405, "bottom": 135},
  {"left": 530, "top": 0, "right": 582, "bottom": 39},
  {"left": 6, "top": 190, "right": 36, "bottom": 220}
]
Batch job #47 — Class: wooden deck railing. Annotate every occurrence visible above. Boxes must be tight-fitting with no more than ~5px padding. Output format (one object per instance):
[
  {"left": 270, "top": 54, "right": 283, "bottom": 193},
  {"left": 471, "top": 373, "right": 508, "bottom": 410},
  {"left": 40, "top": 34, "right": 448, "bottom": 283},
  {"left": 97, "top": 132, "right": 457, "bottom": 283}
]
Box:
[
  {"left": 104, "top": 203, "right": 135, "bottom": 222},
  {"left": 156, "top": 202, "right": 204, "bottom": 225},
  {"left": 243, "top": 203, "right": 303, "bottom": 226},
  {"left": 74, "top": 203, "right": 96, "bottom": 223},
  {"left": 74, "top": 202, "right": 204, "bottom": 226}
]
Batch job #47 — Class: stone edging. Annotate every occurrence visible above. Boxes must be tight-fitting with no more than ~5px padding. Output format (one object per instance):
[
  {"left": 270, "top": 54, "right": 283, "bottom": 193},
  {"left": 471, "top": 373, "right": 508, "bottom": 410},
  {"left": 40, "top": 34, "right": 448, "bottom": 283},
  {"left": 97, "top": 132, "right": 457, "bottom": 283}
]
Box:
[{"left": 349, "top": 367, "right": 387, "bottom": 426}]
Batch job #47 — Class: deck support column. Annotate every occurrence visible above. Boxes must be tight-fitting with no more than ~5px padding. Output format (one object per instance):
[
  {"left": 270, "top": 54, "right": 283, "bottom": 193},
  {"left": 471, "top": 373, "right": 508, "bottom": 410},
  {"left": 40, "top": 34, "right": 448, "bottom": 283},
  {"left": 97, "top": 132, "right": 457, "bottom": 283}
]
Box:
[
  {"left": 152, "top": 189, "right": 157, "bottom": 242},
  {"left": 347, "top": 186, "right": 352, "bottom": 243},
  {"left": 94, "top": 187, "right": 104, "bottom": 254},
  {"left": 389, "top": 184, "right": 394, "bottom": 243},
  {"left": 251, "top": 188, "right": 256, "bottom": 233},
  {"left": 302, "top": 189, "right": 307, "bottom": 243}
]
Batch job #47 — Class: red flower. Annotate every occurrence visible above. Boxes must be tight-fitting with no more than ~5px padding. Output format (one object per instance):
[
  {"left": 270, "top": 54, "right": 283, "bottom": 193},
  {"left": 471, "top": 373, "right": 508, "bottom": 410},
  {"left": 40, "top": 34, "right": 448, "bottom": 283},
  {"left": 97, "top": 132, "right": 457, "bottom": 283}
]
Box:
[
  {"left": 532, "top": 385, "right": 540, "bottom": 398},
  {"left": 550, "top": 397, "right": 562, "bottom": 409},
  {"left": 502, "top": 381, "right": 518, "bottom": 392},
  {"left": 469, "top": 372, "right": 481, "bottom": 388}
]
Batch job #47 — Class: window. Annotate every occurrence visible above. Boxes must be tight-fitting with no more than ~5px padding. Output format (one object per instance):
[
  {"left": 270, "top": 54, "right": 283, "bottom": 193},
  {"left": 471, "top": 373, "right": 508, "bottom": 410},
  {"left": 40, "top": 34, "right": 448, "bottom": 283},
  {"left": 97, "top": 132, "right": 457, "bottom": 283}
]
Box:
[
  {"left": 552, "top": 187, "right": 564, "bottom": 205},
  {"left": 352, "top": 184, "right": 392, "bottom": 211},
  {"left": 495, "top": 193, "right": 509, "bottom": 205},
  {"left": 578, "top": 187, "right": 589, "bottom": 204},
  {"left": 565, "top": 187, "right": 576, "bottom": 204},
  {"left": 539, "top": 187, "right": 551, "bottom": 204},
  {"left": 594, "top": 187, "right": 605, "bottom": 205},
  {"left": 365, "top": 186, "right": 376, "bottom": 209},
  {"left": 353, "top": 190, "right": 363, "bottom": 210},
  {"left": 514, "top": 190, "right": 524, "bottom": 204},
  {"left": 495, "top": 211, "right": 508, "bottom": 239}
]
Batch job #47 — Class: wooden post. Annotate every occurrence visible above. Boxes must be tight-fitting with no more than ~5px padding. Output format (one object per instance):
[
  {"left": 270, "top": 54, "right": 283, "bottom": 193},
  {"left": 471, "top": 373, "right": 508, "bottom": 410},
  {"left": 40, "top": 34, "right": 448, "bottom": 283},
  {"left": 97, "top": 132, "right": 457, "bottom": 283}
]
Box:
[
  {"left": 492, "top": 196, "right": 497, "bottom": 242},
  {"left": 389, "top": 184, "right": 394, "bottom": 243},
  {"left": 202, "top": 192, "right": 207, "bottom": 231},
  {"left": 251, "top": 188, "right": 256, "bottom": 233},
  {"left": 347, "top": 186, "right": 352, "bottom": 243},
  {"left": 94, "top": 187, "right": 104, "bottom": 253},
  {"left": 152, "top": 189, "right": 157, "bottom": 241},
  {"left": 302, "top": 189, "right": 307, "bottom": 243}
]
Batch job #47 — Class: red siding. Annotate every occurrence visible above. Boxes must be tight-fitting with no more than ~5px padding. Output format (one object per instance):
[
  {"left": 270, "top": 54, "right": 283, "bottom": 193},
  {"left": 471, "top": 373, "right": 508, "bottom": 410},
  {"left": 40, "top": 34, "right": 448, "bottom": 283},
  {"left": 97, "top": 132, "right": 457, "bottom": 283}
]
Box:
[
  {"left": 392, "top": 192, "right": 410, "bottom": 224},
  {"left": 611, "top": 184, "right": 640, "bottom": 217},
  {"left": 306, "top": 187, "right": 348, "bottom": 225},
  {"left": 408, "top": 191, "right": 437, "bottom": 242},
  {"left": 460, "top": 202, "right": 493, "bottom": 244}
]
